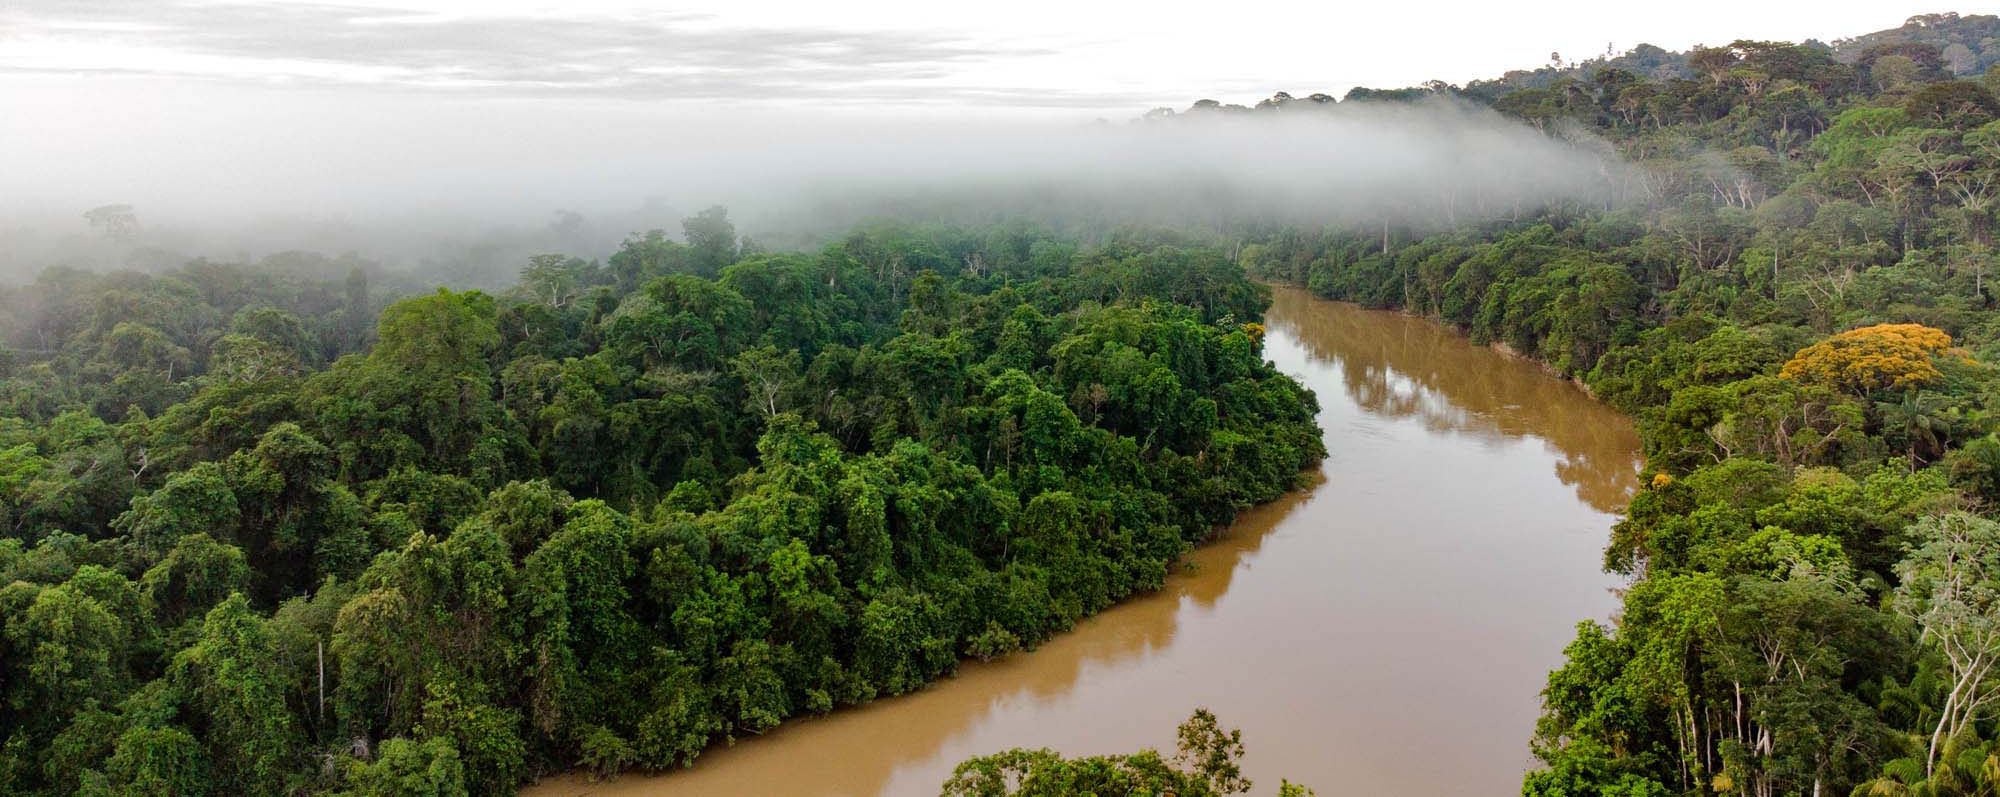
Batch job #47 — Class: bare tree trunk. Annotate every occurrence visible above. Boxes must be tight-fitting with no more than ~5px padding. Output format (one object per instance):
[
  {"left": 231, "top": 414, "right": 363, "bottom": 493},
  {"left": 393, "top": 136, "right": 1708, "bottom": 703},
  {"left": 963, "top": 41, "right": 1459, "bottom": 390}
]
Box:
[{"left": 1930, "top": 671, "right": 1964, "bottom": 775}]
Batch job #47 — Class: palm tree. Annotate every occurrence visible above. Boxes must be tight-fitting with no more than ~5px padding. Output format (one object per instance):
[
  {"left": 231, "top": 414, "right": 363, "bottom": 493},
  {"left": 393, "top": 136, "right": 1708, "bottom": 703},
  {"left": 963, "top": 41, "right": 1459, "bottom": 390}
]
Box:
[{"left": 1878, "top": 389, "right": 1953, "bottom": 471}]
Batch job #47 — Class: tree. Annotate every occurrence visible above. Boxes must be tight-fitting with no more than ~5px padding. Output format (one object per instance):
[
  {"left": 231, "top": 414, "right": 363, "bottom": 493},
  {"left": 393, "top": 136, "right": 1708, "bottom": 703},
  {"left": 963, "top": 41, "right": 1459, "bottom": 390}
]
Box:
[
  {"left": 416, "top": 677, "right": 526, "bottom": 795},
  {"left": 518, "top": 500, "right": 640, "bottom": 740},
  {"left": 112, "top": 462, "right": 239, "bottom": 559},
  {"left": 602, "top": 275, "right": 751, "bottom": 370},
  {"left": 169, "top": 594, "right": 301, "bottom": 794},
  {"left": 730, "top": 345, "right": 802, "bottom": 420},
  {"left": 208, "top": 334, "right": 301, "bottom": 384},
  {"left": 516, "top": 254, "right": 587, "bottom": 309},
  {"left": 83, "top": 205, "right": 139, "bottom": 241},
  {"left": 141, "top": 533, "right": 249, "bottom": 630},
  {"left": 1529, "top": 621, "right": 1664, "bottom": 793},
  {"left": 372, "top": 289, "right": 501, "bottom": 379},
  {"left": 3, "top": 579, "right": 131, "bottom": 738},
  {"left": 1709, "top": 575, "right": 1887, "bottom": 795},
  {"left": 942, "top": 710, "right": 1284, "bottom": 797},
  {"left": 336, "top": 735, "right": 467, "bottom": 797},
  {"left": 607, "top": 230, "right": 690, "bottom": 290},
  {"left": 230, "top": 306, "right": 318, "bottom": 367},
  {"left": 1873, "top": 55, "right": 1925, "bottom": 93},
  {"left": 1896, "top": 513, "right": 2000, "bottom": 775},
  {"left": 1906, "top": 81, "right": 2000, "bottom": 128},
  {"left": 308, "top": 290, "right": 520, "bottom": 483},
  {"left": 0, "top": 194, "right": 1337, "bottom": 793},
  {"left": 1779, "top": 323, "right": 1956, "bottom": 396},
  {"left": 91, "top": 723, "right": 210, "bottom": 796},
  {"left": 1878, "top": 389, "right": 1956, "bottom": 470},
  {"left": 682, "top": 206, "right": 739, "bottom": 277},
  {"left": 1174, "top": 708, "right": 1252, "bottom": 794},
  {"left": 1706, "top": 375, "right": 1863, "bottom": 468}
]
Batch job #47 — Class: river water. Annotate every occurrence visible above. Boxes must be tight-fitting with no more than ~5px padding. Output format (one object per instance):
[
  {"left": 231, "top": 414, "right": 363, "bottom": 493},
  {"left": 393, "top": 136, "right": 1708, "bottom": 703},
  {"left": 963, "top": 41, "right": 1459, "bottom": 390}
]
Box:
[{"left": 527, "top": 286, "right": 1642, "bottom": 796}]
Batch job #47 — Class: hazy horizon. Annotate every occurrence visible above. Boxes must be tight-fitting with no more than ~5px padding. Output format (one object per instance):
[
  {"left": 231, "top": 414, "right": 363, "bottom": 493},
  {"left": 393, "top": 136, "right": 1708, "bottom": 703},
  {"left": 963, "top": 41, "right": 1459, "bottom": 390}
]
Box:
[
  {"left": 0, "top": 95, "right": 1633, "bottom": 284},
  {"left": 0, "top": 2, "right": 1962, "bottom": 282}
]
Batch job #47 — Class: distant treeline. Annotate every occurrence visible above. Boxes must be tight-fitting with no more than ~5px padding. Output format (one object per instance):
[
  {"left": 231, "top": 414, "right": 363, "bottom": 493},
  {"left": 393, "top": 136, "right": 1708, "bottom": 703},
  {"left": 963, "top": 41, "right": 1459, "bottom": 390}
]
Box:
[
  {"left": 1229, "top": 11, "right": 2000, "bottom": 797},
  {"left": 1150, "top": 12, "right": 2000, "bottom": 114}
]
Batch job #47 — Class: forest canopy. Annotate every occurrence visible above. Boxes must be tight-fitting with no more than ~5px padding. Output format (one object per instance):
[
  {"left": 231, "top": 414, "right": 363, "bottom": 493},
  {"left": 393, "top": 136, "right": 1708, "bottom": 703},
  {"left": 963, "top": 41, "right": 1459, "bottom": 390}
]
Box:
[
  {"left": 1225, "top": 11, "right": 2000, "bottom": 797},
  {"left": 15, "top": 8, "right": 2000, "bottom": 797},
  {"left": 0, "top": 219, "right": 1323, "bottom": 795}
]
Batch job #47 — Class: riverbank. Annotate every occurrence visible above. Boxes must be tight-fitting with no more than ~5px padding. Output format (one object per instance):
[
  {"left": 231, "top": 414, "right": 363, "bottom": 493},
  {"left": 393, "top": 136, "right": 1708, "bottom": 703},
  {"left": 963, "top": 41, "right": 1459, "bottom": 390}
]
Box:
[{"left": 524, "top": 286, "right": 1640, "bottom": 797}]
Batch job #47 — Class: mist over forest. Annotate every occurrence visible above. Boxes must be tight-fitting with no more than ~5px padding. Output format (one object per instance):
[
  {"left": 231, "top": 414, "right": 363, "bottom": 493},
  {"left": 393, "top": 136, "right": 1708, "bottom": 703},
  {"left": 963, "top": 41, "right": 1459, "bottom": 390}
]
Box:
[
  {"left": 13, "top": 5, "right": 2000, "bottom": 797},
  {"left": 0, "top": 93, "right": 1624, "bottom": 288}
]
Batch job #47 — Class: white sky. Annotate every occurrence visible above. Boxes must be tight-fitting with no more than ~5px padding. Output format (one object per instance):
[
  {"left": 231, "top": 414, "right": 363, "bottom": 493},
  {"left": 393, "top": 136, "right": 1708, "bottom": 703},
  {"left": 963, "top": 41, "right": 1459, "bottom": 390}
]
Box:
[
  {"left": 0, "top": 0, "right": 1969, "bottom": 239},
  {"left": 0, "top": 1, "right": 1961, "bottom": 114}
]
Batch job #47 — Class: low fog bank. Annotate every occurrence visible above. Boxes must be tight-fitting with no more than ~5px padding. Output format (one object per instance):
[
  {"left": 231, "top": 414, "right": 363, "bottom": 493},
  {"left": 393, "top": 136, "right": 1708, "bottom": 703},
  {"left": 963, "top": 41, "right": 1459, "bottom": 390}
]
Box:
[
  {"left": 761, "top": 99, "right": 1628, "bottom": 244},
  {"left": 0, "top": 90, "right": 1629, "bottom": 288}
]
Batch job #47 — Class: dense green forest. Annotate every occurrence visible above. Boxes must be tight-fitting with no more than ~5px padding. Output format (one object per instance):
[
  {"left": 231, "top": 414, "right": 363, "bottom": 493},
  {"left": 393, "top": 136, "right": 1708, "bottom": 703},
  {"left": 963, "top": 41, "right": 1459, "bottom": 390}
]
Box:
[
  {"left": 17, "top": 7, "right": 2000, "bottom": 796},
  {"left": 0, "top": 217, "right": 1323, "bottom": 794},
  {"left": 1232, "top": 11, "right": 2000, "bottom": 797}
]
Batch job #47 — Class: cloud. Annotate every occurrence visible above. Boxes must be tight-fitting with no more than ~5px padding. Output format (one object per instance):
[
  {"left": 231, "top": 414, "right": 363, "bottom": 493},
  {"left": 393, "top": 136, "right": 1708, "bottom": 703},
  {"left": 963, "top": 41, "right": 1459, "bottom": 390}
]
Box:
[
  {"left": 748, "top": 99, "right": 1634, "bottom": 239},
  {"left": 0, "top": 0, "right": 1109, "bottom": 105},
  {"left": 0, "top": 89, "right": 1631, "bottom": 288}
]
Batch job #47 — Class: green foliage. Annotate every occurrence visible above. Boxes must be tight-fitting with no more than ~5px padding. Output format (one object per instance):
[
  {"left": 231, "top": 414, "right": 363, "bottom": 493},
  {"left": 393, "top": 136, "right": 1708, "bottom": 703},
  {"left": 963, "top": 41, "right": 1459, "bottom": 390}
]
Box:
[
  {"left": 335, "top": 736, "right": 467, "bottom": 797},
  {"left": 942, "top": 710, "right": 1287, "bottom": 796},
  {"left": 1222, "top": 21, "right": 2000, "bottom": 796},
  {"left": 0, "top": 220, "right": 1323, "bottom": 794},
  {"left": 96, "top": 725, "right": 210, "bottom": 797},
  {"left": 169, "top": 593, "right": 300, "bottom": 794},
  {"left": 28, "top": 15, "right": 2000, "bottom": 794}
]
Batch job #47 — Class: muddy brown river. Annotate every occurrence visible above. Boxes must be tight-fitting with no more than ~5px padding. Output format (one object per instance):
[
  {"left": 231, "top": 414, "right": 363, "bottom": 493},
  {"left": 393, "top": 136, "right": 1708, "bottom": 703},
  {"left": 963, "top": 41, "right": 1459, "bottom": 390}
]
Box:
[{"left": 527, "top": 285, "right": 1642, "bottom": 796}]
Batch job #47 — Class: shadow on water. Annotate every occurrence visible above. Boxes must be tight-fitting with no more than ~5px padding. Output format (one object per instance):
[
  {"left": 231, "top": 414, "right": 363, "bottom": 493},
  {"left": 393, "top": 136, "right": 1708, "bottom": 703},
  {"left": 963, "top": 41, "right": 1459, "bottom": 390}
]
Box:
[
  {"left": 1263, "top": 286, "right": 1640, "bottom": 513},
  {"left": 528, "top": 481, "right": 1320, "bottom": 797},
  {"left": 528, "top": 286, "right": 1640, "bottom": 797}
]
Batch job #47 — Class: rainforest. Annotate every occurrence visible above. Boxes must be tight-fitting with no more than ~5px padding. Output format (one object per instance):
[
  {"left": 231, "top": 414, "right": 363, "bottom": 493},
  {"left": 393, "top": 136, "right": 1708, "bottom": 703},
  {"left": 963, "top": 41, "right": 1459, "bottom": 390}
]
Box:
[
  {"left": 8, "top": 6, "right": 2000, "bottom": 797},
  {"left": 1241, "top": 13, "right": 2000, "bottom": 797}
]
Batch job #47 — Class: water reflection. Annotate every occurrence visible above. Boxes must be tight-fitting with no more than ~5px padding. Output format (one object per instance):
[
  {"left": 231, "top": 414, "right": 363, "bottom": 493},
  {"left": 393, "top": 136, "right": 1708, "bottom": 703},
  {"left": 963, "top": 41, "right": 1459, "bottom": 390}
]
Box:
[
  {"left": 529, "top": 485, "right": 1313, "bottom": 797},
  {"left": 528, "top": 288, "right": 1640, "bottom": 797},
  {"left": 1265, "top": 287, "right": 1640, "bottom": 512}
]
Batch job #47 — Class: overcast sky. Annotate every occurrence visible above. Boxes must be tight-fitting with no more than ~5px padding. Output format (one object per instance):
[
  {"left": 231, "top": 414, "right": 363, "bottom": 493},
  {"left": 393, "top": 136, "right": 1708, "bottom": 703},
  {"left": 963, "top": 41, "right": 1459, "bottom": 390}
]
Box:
[
  {"left": 0, "top": 1, "right": 1958, "bottom": 112},
  {"left": 0, "top": 1, "right": 1968, "bottom": 257}
]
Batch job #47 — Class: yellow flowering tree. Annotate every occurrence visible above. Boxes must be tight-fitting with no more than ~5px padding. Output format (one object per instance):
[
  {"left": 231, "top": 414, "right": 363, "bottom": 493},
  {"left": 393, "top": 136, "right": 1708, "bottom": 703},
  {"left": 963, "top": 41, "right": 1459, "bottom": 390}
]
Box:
[{"left": 1778, "top": 323, "right": 1955, "bottom": 396}]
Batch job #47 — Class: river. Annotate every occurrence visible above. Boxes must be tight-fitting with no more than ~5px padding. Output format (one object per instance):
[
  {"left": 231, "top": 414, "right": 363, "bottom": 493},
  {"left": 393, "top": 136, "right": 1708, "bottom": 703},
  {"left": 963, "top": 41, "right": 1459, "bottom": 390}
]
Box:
[{"left": 526, "top": 285, "right": 1642, "bottom": 796}]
